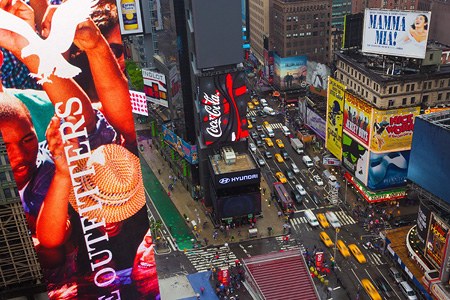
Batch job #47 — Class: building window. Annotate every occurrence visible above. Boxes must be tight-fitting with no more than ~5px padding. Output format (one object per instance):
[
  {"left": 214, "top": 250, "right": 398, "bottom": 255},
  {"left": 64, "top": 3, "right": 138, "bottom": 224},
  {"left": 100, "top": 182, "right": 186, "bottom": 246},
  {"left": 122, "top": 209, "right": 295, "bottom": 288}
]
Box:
[
  {"left": 402, "top": 98, "right": 407, "bottom": 105},
  {"left": 438, "top": 93, "right": 442, "bottom": 101},
  {"left": 411, "top": 84, "right": 415, "bottom": 91},
  {"left": 0, "top": 171, "right": 6, "bottom": 182},
  {"left": 373, "top": 96, "right": 377, "bottom": 103},
  {"left": 406, "top": 84, "right": 410, "bottom": 92},
  {"left": 388, "top": 87, "right": 393, "bottom": 94},
  {"left": 440, "top": 80, "right": 444, "bottom": 88},
  {"left": 394, "top": 86, "right": 398, "bottom": 93},
  {"left": 3, "top": 187, "right": 12, "bottom": 198},
  {"left": 388, "top": 99, "right": 394, "bottom": 107},
  {"left": 422, "top": 95, "right": 429, "bottom": 102},
  {"left": 447, "top": 93, "right": 450, "bottom": 101},
  {"left": 411, "top": 96, "right": 416, "bottom": 104}
]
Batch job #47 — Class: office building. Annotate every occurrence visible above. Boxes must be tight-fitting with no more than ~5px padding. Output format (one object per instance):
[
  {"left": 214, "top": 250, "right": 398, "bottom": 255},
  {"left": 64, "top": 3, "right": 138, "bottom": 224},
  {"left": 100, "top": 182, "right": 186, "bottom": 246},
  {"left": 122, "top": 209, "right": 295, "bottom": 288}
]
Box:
[{"left": 248, "top": 0, "right": 271, "bottom": 63}]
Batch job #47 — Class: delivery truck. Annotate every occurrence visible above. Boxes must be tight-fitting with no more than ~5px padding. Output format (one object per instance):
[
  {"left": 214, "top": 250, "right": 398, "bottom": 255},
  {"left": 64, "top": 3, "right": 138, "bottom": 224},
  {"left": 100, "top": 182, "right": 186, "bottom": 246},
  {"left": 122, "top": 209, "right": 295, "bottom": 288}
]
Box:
[{"left": 290, "top": 138, "right": 304, "bottom": 154}]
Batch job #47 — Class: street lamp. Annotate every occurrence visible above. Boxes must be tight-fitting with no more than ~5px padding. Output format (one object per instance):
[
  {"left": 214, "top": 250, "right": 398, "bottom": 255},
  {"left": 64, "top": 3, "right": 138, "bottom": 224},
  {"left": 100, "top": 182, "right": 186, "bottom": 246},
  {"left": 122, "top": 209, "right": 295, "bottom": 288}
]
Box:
[{"left": 333, "top": 227, "right": 340, "bottom": 268}]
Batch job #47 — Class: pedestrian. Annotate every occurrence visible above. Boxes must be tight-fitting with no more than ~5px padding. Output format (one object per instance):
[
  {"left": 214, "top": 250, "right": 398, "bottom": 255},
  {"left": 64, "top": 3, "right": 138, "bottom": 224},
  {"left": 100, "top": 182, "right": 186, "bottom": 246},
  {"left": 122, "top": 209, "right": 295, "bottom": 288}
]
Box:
[
  {"left": 262, "top": 187, "right": 266, "bottom": 195},
  {"left": 157, "top": 169, "right": 161, "bottom": 175},
  {"left": 231, "top": 235, "right": 235, "bottom": 242},
  {"left": 204, "top": 237, "right": 209, "bottom": 245},
  {"left": 237, "top": 229, "right": 241, "bottom": 236},
  {"left": 278, "top": 211, "right": 282, "bottom": 218},
  {"left": 213, "top": 230, "right": 218, "bottom": 240},
  {"left": 200, "top": 287, "right": 205, "bottom": 295},
  {"left": 168, "top": 191, "right": 171, "bottom": 197}
]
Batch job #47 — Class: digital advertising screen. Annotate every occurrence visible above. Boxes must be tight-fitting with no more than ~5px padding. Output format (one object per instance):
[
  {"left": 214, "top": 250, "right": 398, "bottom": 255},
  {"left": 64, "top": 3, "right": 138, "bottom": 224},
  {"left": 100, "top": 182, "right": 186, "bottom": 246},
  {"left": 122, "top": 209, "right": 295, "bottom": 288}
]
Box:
[
  {"left": 426, "top": 213, "right": 449, "bottom": 269},
  {"left": 417, "top": 203, "right": 432, "bottom": 244},
  {"left": 371, "top": 106, "right": 420, "bottom": 153},
  {"left": 367, "top": 150, "right": 410, "bottom": 190},
  {"left": 325, "top": 77, "right": 346, "bottom": 160},
  {"left": 0, "top": 1, "right": 159, "bottom": 298},
  {"left": 162, "top": 124, "right": 198, "bottom": 164},
  {"left": 273, "top": 53, "right": 308, "bottom": 91},
  {"left": 342, "top": 133, "right": 369, "bottom": 185},
  {"left": 343, "top": 93, "right": 372, "bottom": 147},
  {"left": 198, "top": 71, "right": 249, "bottom": 146},
  {"left": 306, "top": 107, "right": 326, "bottom": 141},
  {"left": 362, "top": 9, "right": 431, "bottom": 59},
  {"left": 116, "top": 0, "right": 144, "bottom": 35},
  {"left": 143, "top": 69, "right": 168, "bottom": 107}
]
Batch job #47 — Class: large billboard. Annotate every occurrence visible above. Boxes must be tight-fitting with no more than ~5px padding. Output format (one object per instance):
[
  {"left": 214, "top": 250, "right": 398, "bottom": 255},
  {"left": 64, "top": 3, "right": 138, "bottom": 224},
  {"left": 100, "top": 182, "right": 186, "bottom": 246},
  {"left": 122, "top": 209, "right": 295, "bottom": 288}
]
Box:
[
  {"left": 306, "top": 61, "right": 331, "bottom": 96},
  {"left": 162, "top": 124, "right": 198, "bottom": 164},
  {"left": 342, "top": 133, "right": 369, "bottom": 185},
  {"left": 0, "top": 2, "right": 159, "bottom": 299},
  {"left": 273, "top": 53, "right": 308, "bottom": 91},
  {"left": 306, "top": 108, "right": 326, "bottom": 141},
  {"left": 426, "top": 213, "right": 449, "bottom": 269},
  {"left": 362, "top": 9, "right": 431, "bottom": 59},
  {"left": 143, "top": 69, "right": 168, "bottom": 107},
  {"left": 326, "top": 77, "right": 345, "bottom": 159},
  {"left": 417, "top": 203, "right": 432, "bottom": 244},
  {"left": 116, "top": 0, "right": 144, "bottom": 35},
  {"left": 408, "top": 115, "right": 450, "bottom": 203},
  {"left": 371, "top": 106, "right": 420, "bottom": 152},
  {"left": 367, "top": 150, "right": 410, "bottom": 190},
  {"left": 198, "top": 72, "right": 249, "bottom": 146},
  {"left": 343, "top": 93, "right": 372, "bottom": 147}
]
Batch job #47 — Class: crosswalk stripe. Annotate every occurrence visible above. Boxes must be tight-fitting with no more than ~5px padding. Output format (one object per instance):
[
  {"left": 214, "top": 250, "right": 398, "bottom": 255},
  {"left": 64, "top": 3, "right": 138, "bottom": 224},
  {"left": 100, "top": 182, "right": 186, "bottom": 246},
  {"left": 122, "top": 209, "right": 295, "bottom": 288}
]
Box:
[{"left": 271, "top": 123, "right": 284, "bottom": 129}]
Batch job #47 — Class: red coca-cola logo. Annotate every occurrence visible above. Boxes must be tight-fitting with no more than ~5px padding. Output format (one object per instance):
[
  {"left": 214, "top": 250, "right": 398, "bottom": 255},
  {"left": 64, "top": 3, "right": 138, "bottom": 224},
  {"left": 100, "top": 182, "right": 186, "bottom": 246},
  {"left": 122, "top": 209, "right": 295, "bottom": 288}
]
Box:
[{"left": 202, "top": 92, "right": 223, "bottom": 138}]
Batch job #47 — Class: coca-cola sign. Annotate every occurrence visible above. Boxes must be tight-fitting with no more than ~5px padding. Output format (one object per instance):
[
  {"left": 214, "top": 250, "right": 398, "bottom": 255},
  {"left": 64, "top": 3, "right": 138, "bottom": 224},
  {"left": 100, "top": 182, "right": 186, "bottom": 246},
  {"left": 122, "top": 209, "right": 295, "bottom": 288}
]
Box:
[{"left": 199, "top": 72, "right": 249, "bottom": 146}]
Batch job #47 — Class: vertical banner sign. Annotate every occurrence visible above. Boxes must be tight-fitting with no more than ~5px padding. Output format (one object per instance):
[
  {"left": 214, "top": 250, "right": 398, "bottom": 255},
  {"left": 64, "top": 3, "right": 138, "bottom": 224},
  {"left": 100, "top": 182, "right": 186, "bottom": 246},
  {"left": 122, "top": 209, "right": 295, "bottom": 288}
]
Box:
[
  {"left": 0, "top": 1, "right": 159, "bottom": 299},
  {"left": 199, "top": 72, "right": 249, "bottom": 146},
  {"left": 326, "top": 77, "right": 345, "bottom": 159},
  {"left": 343, "top": 93, "right": 372, "bottom": 147},
  {"left": 342, "top": 133, "right": 369, "bottom": 185},
  {"left": 371, "top": 106, "right": 420, "bottom": 152},
  {"left": 315, "top": 252, "right": 324, "bottom": 269},
  {"left": 143, "top": 69, "right": 169, "bottom": 107},
  {"left": 426, "top": 213, "right": 449, "bottom": 269}
]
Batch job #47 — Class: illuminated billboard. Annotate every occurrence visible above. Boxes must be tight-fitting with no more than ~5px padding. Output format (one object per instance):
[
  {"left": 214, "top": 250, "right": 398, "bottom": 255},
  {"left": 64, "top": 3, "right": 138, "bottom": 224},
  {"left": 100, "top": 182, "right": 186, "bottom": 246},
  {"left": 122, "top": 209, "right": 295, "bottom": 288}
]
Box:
[
  {"left": 367, "top": 150, "right": 410, "bottom": 190},
  {"left": 343, "top": 93, "right": 372, "bottom": 147},
  {"left": 306, "top": 108, "right": 326, "bottom": 141},
  {"left": 273, "top": 53, "right": 308, "bottom": 91},
  {"left": 426, "top": 213, "right": 449, "bottom": 269},
  {"left": 116, "top": 0, "right": 144, "bottom": 35},
  {"left": 306, "top": 61, "right": 331, "bottom": 96},
  {"left": 342, "top": 133, "right": 369, "bottom": 185},
  {"left": 198, "top": 72, "right": 249, "bottom": 146},
  {"left": 362, "top": 9, "right": 431, "bottom": 59},
  {"left": 325, "top": 77, "right": 346, "bottom": 159},
  {"left": 143, "top": 69, "right": 168, "bottom": 107},
  {"left": 371, "top": 106, "right": 420, "bottom": 152},
  {"left": 162, "top": 124, "right": 198, "bottom": 164},
  {"left": 0, "top": 2, "right": 159, "bottom": 298}
]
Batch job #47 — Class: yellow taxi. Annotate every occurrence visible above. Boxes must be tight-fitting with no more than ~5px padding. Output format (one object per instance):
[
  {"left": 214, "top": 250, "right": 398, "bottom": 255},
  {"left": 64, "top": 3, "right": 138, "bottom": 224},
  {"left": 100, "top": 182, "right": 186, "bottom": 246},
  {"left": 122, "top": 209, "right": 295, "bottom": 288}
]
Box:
[
  {"left": 274, "top": 153, "right": 284, "bottom": 163},
  {"left": 248, "top": 120, "right": 253, "bottom": 129},
  {"left": 275, "top": 139, "right": 285, "bottom": 148},
  {"left": 252, "top": 98, "right": 260, "bottom": 106},
  {"left": 275, "top": 172, "right": 287, "bottom": 184},
  {"left": 264, "top": 137, "right": 274, "bottom": 147},
  {"left": 319, "top": 231, "right": 334, "bottom": 248},
  {"left": 336, "top": 240, "right": 351, "bottom": 258},
  {"left": 316, "top": 213, "right": 330, "bottom": 228},
  {"left": 263, "top": 121, "right": 270, "bottom": 128},
  {"left": 247, "top": 102, "right": 255, "bottom": 110},
  {"left": 361, "top": 279, "right": 382, "bottom": 300},
  {"left": 348, "top": 244, "right": 366, "bottom": 263}
]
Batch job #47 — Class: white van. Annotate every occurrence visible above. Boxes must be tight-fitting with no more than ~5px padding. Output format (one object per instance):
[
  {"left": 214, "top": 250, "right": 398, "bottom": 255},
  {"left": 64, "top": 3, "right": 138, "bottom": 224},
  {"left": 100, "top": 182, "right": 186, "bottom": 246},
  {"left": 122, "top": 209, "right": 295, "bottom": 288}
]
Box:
[
  {"left": 399, "top": 281, "right": 417, "bottom": 300},
  {"left": 304, "top": 209, "right": 319, "bottom": 227},
  {"left": 281, "top": 125, "right": 291, "bottom": 136},
  {"left": 260, "top": 99, "right": 268, "bottom": 107},
  {"left": 263, "top": 107, "right": 276, "bottom": 116},
  {"left": 302, "top": 155, "right": 314, "bottom": 168}
]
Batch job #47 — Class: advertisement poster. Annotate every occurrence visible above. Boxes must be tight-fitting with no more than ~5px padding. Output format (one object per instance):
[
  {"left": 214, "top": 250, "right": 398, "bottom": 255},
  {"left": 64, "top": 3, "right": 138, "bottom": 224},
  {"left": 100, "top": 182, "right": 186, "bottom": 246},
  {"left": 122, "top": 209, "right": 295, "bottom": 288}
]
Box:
[
  {"left": 116, "top": 0, "right": 144, "bottom": 35},
  {"left": 426, "top": 213, "right": 449, "bottom": 269},
  {"left": 362, "top": 9, "right": 431, "bottom": 59},
  {"left": 342, "top": 133, "right": 369, "bottom": 185},
  {"left": 343, "top": 93, "right": 372, "bottom": 147},
  {"left": 273, "top": 53, "right": 308, "bottom": 91},
  {"left": 371, "top": 106, "right": 420, "bottom": 152},
  {"left": 306, "top": 61, "right": 330, "bottom": 96},
  {"left": 326, "top": 77, "right": 345, "bottom": 159},
  {"left": 198, "top": 72, "right": 249, "bottom": 146},
  {"left": 162, "top": 124, "right": 198, "bottom": 164},
  {"left": 0, "top": 1, "right": 159, "bottom": 299},
  {"left": 367, "top": 150, "right": 410, "bottom": 190},
  {"left": 417, "top": 203, "right": 432, "bottom": 244},
  {"left": 306, "top": 108, "right": 326, "bottom": 140},
  {"left": 263, "top": 49, "right": 275, "bottom": 85},
  {"left": 143, "top": 69, "right": 169, "bottom": 107}
]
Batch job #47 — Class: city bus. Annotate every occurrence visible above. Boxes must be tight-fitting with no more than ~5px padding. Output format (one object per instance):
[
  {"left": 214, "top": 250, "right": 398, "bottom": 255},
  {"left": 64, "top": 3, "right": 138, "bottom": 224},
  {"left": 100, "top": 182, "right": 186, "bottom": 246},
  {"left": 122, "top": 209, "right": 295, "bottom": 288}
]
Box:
[{"left": 273, "top": 182, "right": 295, "bottom": 211}]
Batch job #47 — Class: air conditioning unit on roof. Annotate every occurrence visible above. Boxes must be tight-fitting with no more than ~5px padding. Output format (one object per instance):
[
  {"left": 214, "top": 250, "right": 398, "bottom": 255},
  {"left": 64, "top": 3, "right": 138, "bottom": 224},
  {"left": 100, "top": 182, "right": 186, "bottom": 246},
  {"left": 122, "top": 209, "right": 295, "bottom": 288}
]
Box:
[{"left": 221, "top": 147, "right": 236, "bottom": 165}]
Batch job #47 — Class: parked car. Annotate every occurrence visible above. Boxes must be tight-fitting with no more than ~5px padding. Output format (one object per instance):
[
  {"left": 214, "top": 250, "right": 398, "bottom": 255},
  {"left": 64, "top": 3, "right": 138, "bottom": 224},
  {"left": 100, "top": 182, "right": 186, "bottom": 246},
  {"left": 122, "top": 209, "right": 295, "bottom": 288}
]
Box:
[
  {"left": 313, "top": 175, "right": 324, "bottom": 186},
  {"left": 374, "top": 277, "right": 394, "bottom": 299},
  {"left": 319, "top": 231, "right": 334, "bottom": 247},
  {"left": 361, "top": 279, "right": 382, "bottom": 300},
  {"left": 285, "top": 169, "right": 295, "bottom": 180},
  {"left": 348, "top": 244, "right": 366, "bottom": 263}
]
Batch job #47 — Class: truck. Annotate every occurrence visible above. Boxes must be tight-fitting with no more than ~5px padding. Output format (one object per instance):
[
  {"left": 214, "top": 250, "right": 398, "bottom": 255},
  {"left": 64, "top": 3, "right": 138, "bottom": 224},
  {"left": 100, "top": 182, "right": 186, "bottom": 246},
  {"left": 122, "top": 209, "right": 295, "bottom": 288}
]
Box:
[{"left": 290, "top": 138, "right": 304, "bottom": 154}]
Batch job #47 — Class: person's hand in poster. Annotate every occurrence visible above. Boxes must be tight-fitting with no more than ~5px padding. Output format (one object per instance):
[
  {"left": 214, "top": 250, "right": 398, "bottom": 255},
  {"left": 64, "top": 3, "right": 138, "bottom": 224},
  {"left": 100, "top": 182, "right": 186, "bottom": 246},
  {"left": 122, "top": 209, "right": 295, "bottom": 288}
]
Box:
[{"left": 403, "top": 14, "right": 428, "bottom": 47}]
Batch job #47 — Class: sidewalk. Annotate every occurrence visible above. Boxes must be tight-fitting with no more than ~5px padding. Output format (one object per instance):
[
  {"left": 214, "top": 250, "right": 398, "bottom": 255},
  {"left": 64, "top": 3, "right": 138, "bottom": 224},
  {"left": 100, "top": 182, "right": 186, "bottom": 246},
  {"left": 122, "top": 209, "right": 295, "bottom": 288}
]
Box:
[{"left": 136, "top": 130, "right": 287, "bottom": 250}]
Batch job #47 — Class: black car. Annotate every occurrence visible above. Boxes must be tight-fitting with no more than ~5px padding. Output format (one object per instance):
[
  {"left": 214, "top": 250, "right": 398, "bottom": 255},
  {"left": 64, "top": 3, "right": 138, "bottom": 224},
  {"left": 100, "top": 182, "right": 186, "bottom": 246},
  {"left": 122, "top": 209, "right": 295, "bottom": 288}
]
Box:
[
  {"left": 264, "top": 151, "right": 272, "bottom": 159},
  {"left": 311, "top": 191, "right": 321, "bottom": 206},
  {"left": 291, "top": 190, "right": 302, "bottom": 204},
  {"left": 280, "top": 149, "right": 289, "bottom": 159},
  {"left": 251, "top": 116, "right": 257, "bottom": 123},
  {"left": 374, "top": 277, "right": 393, "bottom": 298},
  {"left": 256, "top": 124, "right": 263, "bottom": 132},
  {"left": 392, "top": 214, "right": 417, "bottom": 227},
  {"left": 259, "top": 133, "right": 267, "bottom": 139},
  {"left": 285, "top": 169, "right": 295, "bottom": 180},
  {"left": 250, "top": 131, "right": 259, "bottom": 139}
]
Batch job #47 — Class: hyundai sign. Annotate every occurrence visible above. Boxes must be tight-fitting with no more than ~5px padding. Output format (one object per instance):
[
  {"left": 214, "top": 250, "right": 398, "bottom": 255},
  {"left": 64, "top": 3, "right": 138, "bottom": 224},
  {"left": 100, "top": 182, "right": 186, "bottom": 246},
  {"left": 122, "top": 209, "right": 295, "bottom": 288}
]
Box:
[{"left": 216, "top": 171, "right": 260, "bottom": 188}]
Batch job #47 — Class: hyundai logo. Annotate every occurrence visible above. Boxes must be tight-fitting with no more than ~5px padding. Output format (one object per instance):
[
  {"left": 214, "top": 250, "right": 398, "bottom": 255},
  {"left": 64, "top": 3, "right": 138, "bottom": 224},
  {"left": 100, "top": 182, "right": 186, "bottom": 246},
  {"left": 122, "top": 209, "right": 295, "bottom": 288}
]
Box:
[{"left": 219, "top": 178, "right": 230, "bottom": 184}]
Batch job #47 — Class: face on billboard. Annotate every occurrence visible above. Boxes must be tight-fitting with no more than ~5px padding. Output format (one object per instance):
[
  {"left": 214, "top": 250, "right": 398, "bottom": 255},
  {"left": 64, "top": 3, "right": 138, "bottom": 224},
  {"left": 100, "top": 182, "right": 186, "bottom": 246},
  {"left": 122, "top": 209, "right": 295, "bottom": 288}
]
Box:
[
  {"left": 362, "top": 9, "right": 431, "bottom": 59},
  {"left": 367, "top": 150, "right": 409, "bottom": 190},
  {"left": 343, "top": 93, "right": 372, "bottom": 147},
  {"left": 199, "top": 72, "right": 249, "bottom": 146},
  {"left": 342, "top": 133, "right": 368, "bottom": 183},
  {"left": 0, "top": 1, "right": 159, "bottom": 298},
  {"left": 371, "top": 107, "right": 420, "bottom": 152},
  {"left": 306, "top": 61, "right": 330, "bottom": 96},
  {"left": 326, "top": 78, "right": 345, "bottom": 159},
  {"left": 273, "top": 54, "right": 307, "bottom": 91}
]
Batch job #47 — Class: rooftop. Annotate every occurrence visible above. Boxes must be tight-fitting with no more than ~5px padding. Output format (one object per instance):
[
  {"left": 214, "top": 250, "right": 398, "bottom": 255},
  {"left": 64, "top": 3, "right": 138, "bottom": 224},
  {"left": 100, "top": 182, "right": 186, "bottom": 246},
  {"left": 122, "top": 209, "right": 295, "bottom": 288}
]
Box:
[{"left": 210, "top": 152, "right": 257, "bottom": 175}]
